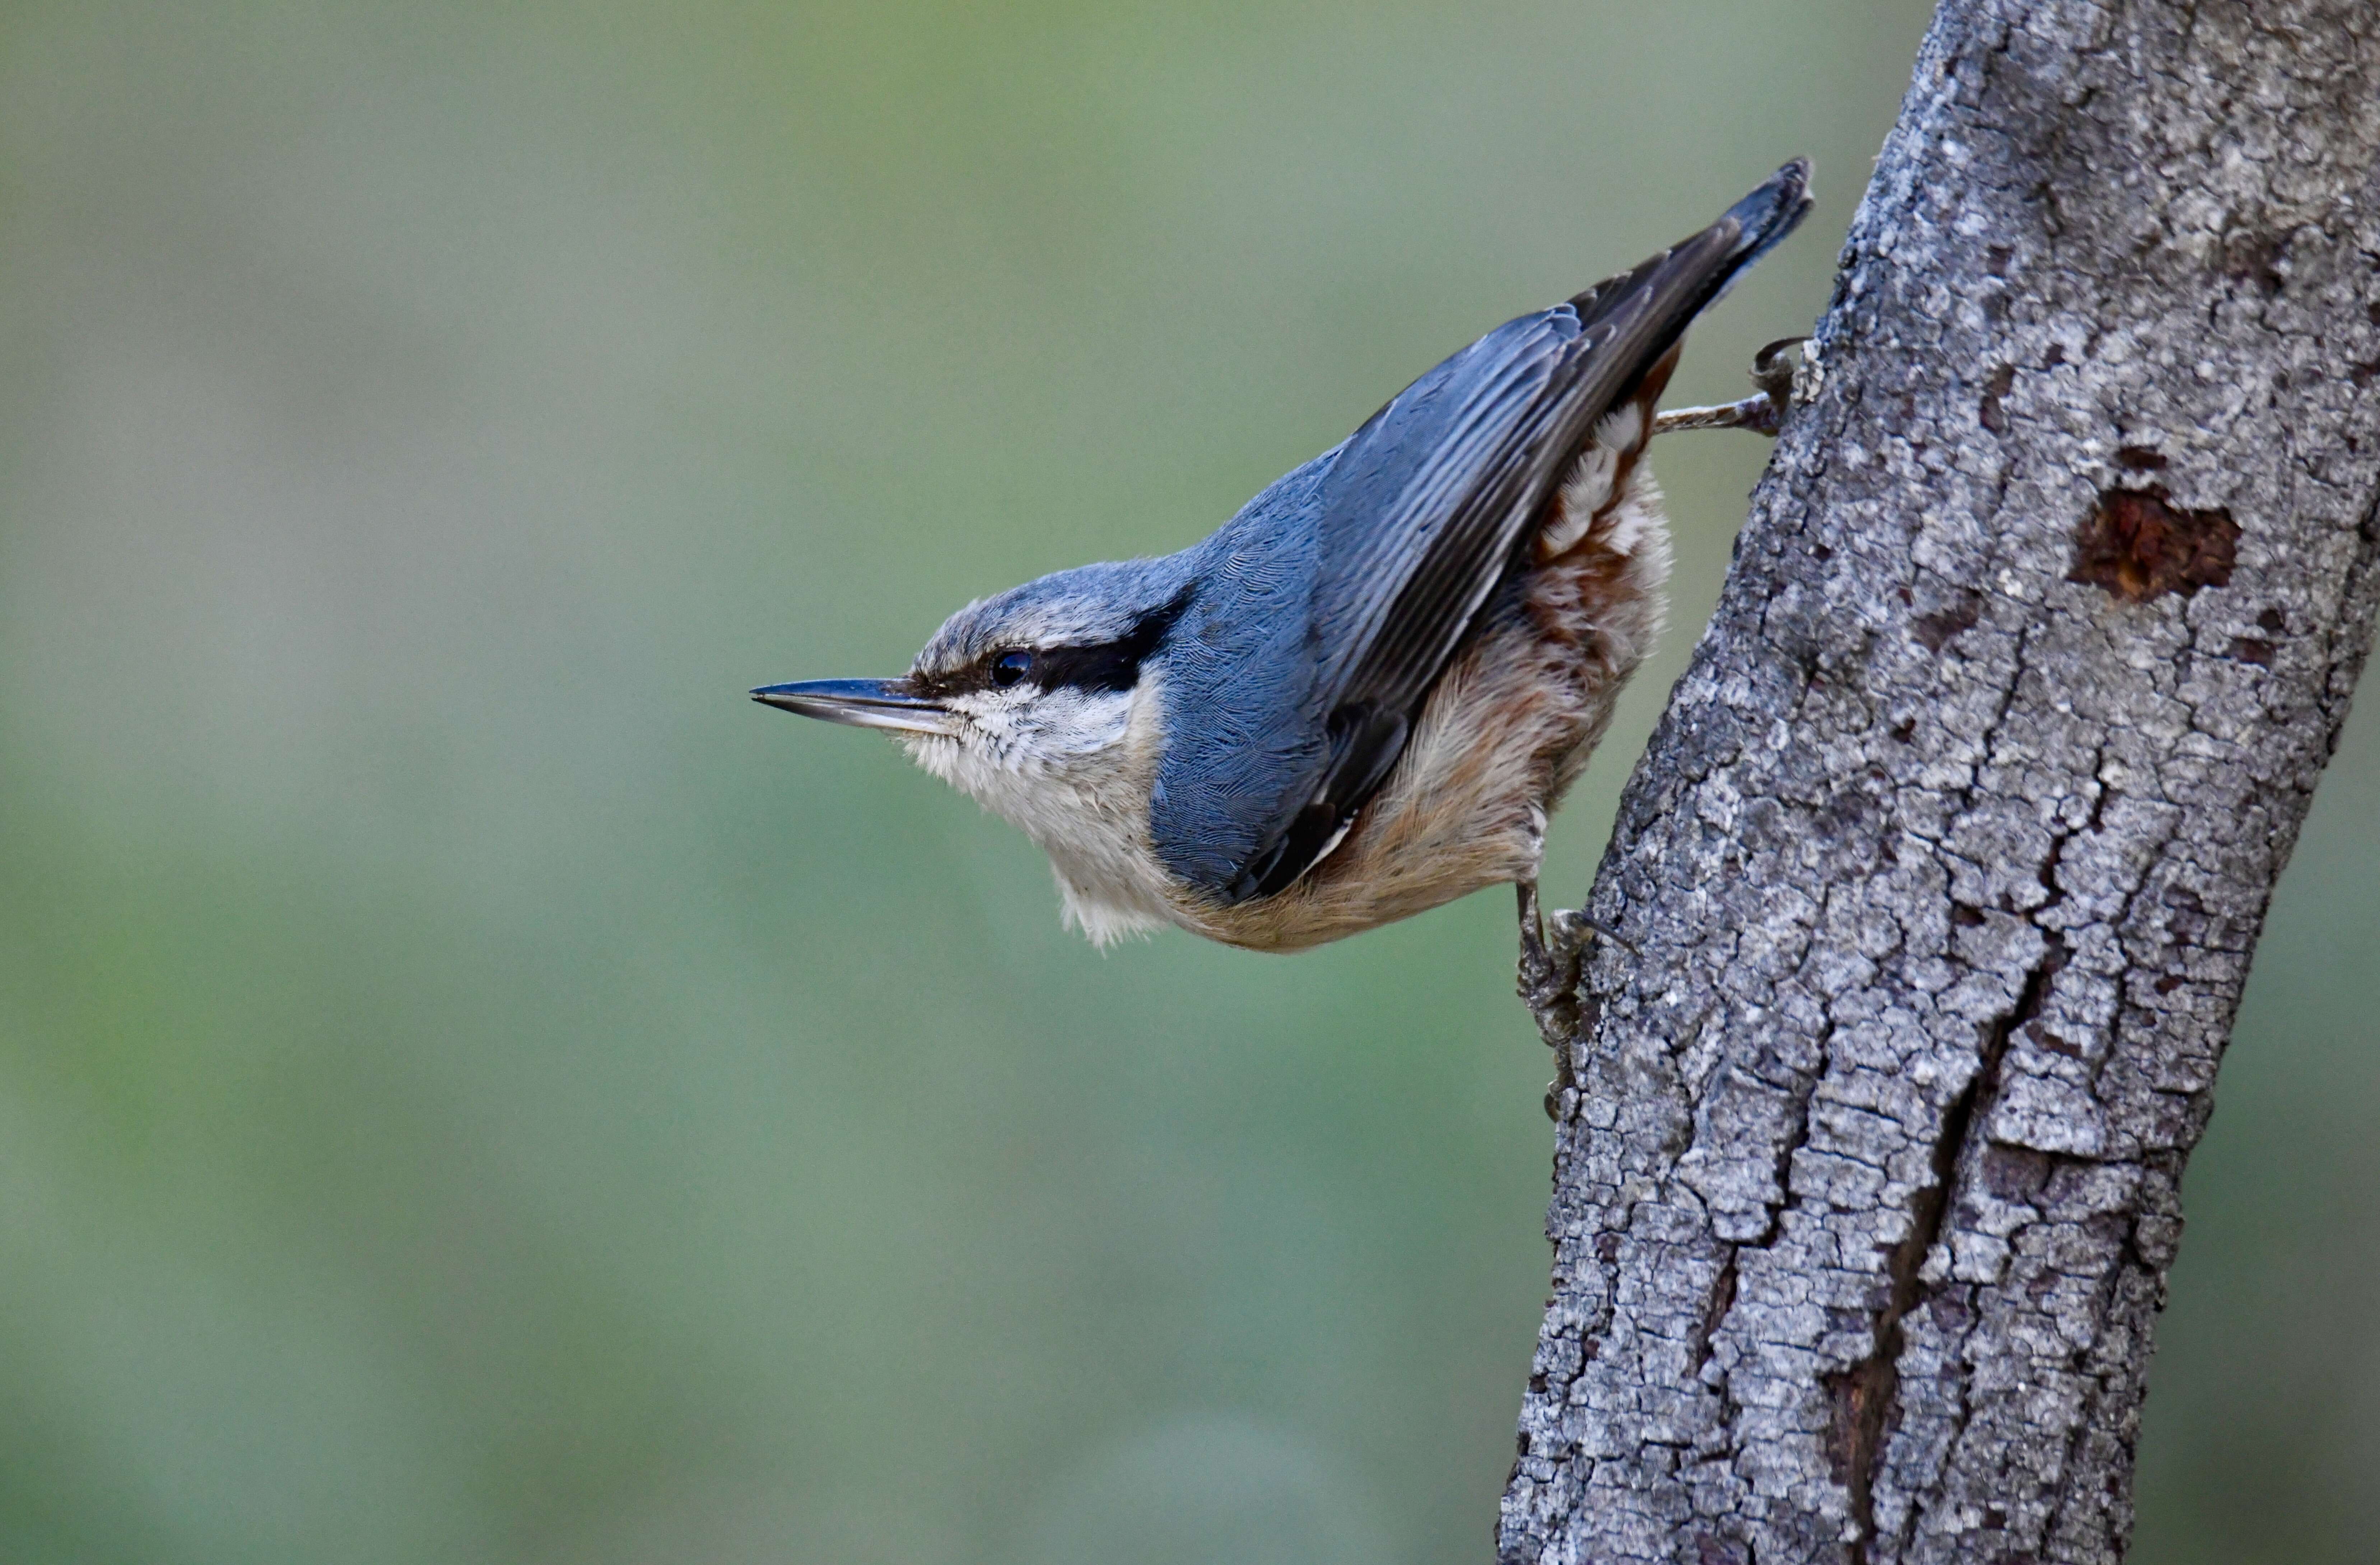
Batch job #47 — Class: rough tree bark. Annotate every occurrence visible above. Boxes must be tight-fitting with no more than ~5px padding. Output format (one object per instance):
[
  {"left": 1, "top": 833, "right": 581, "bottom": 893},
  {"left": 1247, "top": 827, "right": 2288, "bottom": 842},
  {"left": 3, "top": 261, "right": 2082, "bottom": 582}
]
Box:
[{"left": 1499, "top": 4, "right": 2380, "bottom": 1562}]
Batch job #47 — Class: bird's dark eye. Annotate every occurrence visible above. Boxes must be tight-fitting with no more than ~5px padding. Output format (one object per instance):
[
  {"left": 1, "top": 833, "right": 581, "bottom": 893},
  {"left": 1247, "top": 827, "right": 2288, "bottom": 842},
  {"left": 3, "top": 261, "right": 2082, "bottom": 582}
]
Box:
[{"left": 989, "top": 650, "right": 1034, "bottom": 688}]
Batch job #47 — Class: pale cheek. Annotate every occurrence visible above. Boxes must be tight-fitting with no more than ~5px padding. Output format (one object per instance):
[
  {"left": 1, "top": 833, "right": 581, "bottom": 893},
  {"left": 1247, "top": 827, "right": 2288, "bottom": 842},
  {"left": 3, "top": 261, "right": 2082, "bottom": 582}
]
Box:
[
  {"left": 1030, "top": 693, "right": 1132, "bottom": 760},
  {"left": 939, "top": 697, "right": 1032, "bottom": 769},
  {"left": 904, "top": 692, "right": 1133, "bottom": 812}
]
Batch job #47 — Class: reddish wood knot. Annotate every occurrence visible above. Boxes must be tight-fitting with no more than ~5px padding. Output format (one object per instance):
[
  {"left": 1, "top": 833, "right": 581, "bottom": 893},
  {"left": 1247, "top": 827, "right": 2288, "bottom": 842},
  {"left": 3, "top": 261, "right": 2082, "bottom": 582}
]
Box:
[{"left": 2068, "top": 485, "right": 2239, "bottom": 605}]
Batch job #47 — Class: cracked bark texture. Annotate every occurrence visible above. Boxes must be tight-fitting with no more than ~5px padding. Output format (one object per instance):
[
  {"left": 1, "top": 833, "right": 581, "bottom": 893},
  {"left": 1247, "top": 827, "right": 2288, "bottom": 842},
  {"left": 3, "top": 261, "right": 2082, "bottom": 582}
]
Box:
[{"left": 1499, "top": 4, "right": 2380, "bottom": 1563}]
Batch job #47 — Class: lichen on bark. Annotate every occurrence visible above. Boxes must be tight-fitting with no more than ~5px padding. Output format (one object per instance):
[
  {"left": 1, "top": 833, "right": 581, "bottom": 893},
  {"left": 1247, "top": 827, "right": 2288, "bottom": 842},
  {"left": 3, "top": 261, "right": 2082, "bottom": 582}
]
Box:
[{"left": 1499, "top": 3, "right": 2380, "bottom": 1561}]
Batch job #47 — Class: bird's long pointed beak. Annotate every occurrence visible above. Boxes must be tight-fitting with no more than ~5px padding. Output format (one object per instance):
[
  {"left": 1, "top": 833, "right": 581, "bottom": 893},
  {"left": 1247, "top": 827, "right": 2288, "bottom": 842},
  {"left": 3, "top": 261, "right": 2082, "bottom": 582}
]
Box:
[{"left": 749, "top": 678, "right": 956, "bottom": 735}]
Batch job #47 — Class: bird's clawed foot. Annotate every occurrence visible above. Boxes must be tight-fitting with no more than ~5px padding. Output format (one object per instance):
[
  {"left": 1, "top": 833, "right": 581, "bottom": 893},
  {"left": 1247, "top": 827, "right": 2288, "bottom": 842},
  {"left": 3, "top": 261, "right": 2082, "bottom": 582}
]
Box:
[
  {"left": 1518, "top": 881, "right": 1630, "bottom": 1050},
  {"left": 1519, "top": 882, "right": 1639, "bottom": 1012},
  {"left": 1650, "top": 336, "right": 1812, "bottom": 439},
  {"left": 1520, "top": 882, "right": 1634, "bottom": 1114}
]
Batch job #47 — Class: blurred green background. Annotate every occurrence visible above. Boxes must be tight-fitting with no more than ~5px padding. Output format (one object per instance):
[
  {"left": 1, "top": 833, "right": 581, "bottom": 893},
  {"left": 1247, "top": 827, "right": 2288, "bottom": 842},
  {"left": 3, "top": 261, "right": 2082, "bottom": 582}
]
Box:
[{"left": 0, "top": 2, "right": 2372, "bottom": 1561}]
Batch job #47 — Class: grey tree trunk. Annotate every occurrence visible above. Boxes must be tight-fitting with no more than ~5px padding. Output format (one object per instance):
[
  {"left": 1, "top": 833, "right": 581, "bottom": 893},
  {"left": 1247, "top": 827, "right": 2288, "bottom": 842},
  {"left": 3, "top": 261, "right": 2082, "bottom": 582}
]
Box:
[{"left": 1499, "top": 4, "right": 2380, "bottom": 1563}]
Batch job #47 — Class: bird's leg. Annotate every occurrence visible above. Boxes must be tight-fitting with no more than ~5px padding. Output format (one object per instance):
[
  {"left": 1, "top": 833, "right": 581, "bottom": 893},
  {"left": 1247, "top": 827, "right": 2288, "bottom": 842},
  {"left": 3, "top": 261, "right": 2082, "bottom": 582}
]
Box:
[
  {"left": 1651, "top": 336, "right": 1810, "bottom": 438},
  {"left": 1517, "top": 881, "right": 1575, "bottom": 1048},
  {"left": 1518, "top": 879, "right": 1552, "bottom": 989},
  {"left": 1651, "top": 394, "right": 1780, "bottom": 437}
]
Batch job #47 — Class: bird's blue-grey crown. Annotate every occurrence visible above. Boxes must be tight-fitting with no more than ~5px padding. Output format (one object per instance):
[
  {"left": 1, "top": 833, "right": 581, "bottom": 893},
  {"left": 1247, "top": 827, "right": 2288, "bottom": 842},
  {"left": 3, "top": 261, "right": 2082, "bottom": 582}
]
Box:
[
  {"left": 756, "top": 159, "right": 1813, "bottom": 942},
  {"left": 909, "top": 557, "right": 1199, "bottom": 690}
]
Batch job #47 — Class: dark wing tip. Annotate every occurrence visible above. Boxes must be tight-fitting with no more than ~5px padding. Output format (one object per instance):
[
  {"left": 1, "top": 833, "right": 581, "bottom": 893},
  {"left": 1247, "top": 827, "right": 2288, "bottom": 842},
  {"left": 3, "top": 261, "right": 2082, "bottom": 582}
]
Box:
[
  {"left": 1566, "top": 159, "right": 1813, "bottom": 328},
  {"left": 1721, "top": 158, "right": 1815, "bottom": 267}
]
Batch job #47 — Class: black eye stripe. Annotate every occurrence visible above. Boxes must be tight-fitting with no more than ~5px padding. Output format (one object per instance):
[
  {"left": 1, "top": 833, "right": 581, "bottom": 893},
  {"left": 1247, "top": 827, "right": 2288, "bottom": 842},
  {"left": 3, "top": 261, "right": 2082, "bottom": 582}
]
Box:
[
  {"left": 922, "top": 590, "right": 1191, "bottom": 698},
  {"left": 1029, "top": 641, "right": 1149, "bottom": 694},
  {"left": 1034, "top": 590, "right": 1191, "bottom": 693}
]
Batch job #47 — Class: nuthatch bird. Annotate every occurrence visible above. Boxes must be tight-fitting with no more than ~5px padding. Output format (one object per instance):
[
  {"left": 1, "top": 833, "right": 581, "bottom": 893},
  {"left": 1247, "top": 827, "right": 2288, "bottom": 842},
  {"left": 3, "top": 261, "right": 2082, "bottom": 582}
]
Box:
[{"left": 756, "top": 162, "right": 1812, "bottom": 954}]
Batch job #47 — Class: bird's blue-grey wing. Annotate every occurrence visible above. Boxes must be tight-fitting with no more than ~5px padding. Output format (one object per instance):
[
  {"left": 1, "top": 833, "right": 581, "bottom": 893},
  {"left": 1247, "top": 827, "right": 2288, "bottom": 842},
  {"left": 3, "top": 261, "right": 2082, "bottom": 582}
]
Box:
[
  {"left": 1164, "top": 159, "right": 1812, "bottom": 906},
  {"left": 1142, "top": 452, "right": 1339, "bottom": 898}
]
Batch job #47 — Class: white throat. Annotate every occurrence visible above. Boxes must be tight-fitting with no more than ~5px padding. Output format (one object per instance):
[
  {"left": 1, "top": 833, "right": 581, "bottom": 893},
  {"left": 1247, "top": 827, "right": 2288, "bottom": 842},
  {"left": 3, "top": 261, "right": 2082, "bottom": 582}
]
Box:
[{"left": 899, "top": 673, "right": 1179, "bottom": 945}]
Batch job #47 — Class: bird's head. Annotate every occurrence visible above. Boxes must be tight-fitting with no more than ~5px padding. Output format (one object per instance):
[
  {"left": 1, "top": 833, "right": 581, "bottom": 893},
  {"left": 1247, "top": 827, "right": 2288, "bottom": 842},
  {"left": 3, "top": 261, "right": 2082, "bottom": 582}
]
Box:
[{"left": 754, "top": 560, "right": 1194, "bottom": 935}]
